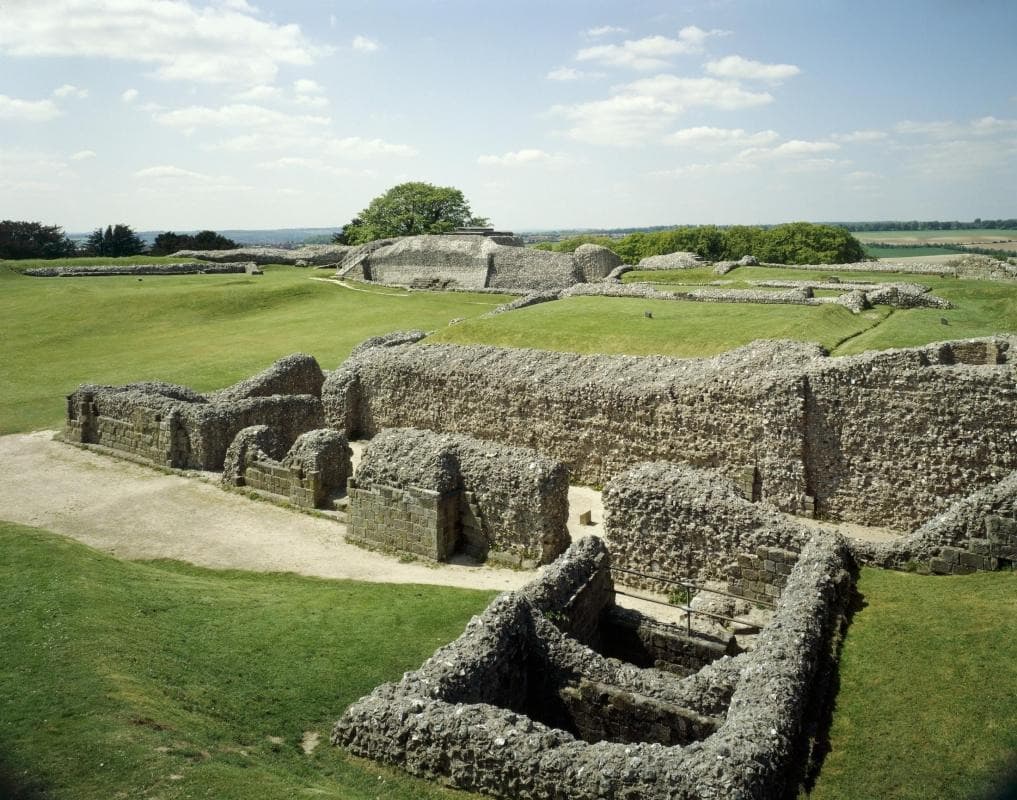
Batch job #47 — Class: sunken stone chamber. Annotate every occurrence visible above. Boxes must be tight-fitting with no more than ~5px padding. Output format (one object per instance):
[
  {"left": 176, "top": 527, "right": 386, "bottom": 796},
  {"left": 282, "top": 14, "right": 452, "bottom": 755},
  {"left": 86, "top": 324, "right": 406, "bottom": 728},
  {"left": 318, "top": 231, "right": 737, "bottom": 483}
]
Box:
[
  {"left": 346, "top": 427, "right": 570, "bottom": 567},
  {"left": 65, "top": 353, "right": 325, "bottom": 470},
  {"left": 333, "top": 534, "right": 853, "bottom": 800}
]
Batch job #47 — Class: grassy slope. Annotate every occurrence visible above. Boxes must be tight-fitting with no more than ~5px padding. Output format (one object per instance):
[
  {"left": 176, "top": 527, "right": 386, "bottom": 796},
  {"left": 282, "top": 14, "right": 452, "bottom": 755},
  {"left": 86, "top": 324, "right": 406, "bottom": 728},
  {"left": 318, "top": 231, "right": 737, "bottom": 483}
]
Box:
[
  {"left": 808, "top": 568, "right": 1017, "bottom": 800},
  {"left": 0, "top": 265, "right": 508, "bottom": 433},
  {"left": 428, "top": 295, "right": 891, "bottom": 357},
  {"left": 0, "top": 522, "right": 491, "bottom": 800},
  {"left": 852, "top": 229, "right": 1017, "bottom": 243},
  {"left": 1, "top": 256, "right": 198, "bottom": 271}
]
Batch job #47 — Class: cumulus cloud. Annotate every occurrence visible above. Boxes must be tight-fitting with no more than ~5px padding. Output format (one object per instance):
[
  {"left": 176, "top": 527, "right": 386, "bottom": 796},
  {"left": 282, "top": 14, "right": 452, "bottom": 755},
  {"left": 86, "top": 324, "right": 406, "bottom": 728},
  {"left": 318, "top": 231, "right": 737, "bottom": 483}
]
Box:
[
  {"left": 134, "top": 165, "right": 211, "bottom": 181},
  {"left": 256, "top": 156, "right": 355, "bottom": 177},
  {"left": 153, "top": 103, "right": 331, "bottom": 132},
  {"left": 294, "top": 78, "right": 324, "bottom": 94},
  {"left": 832, "top": 129, "right": 887, "bottom": 143},
  {"left": 53, "top": 83, "right": 88, "bottom": 98},
  {"left": 577, "top": 26, "right": 727, "bottom": 70},
  {"left": 0, "top": 0, "right": 324, "bottom": 86},
  {"left": 70, "top": 149, "right": 97, "bottom": 160},
  {"left": 121, "top": 88, "right": 140, "bottom": 104},
  {"left": 0, "top": 94, "right": 62, "bottom": 122},
  {"left": 352, "top": 35, "right": 379, "bottom": 53},
  {"left": 665, "top": 126, "right": 780, "bottom": 149},
  {"left": 551, "top": 75, "right": 773, "bottom": 146},
  {"left": 585, "top": 25, "right": 627, "bottom": 38},
  {"left": 546, "top": 66, "right": 604, "bottom": 81},
  {"left": 704, "top": 55, "right": 800, "bottom": 83},
  {"left": 232, "top": 84, "right": 282, "bottom": 102},
  {"left": 476, "top": 149, "right": 571, "bottom": 167}
]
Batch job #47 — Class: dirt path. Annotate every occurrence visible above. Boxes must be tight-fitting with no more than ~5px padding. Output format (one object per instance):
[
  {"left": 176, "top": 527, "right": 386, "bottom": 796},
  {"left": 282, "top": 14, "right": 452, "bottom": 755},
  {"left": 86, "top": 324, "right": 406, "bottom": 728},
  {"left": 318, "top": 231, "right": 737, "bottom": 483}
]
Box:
[{"left": 0, "top": 431, "right": 532, "bottom": 592}]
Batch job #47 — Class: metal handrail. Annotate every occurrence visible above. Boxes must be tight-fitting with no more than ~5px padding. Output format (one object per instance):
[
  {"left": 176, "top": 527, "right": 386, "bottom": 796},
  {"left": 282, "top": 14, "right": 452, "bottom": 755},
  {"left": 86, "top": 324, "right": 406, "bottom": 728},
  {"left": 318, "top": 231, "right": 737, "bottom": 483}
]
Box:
[
  {"left": 613, "top": 589, "right": 763, "bottom": 635},
  {"left": 610, "top": 565, "right": 776, "bottom": 610}
]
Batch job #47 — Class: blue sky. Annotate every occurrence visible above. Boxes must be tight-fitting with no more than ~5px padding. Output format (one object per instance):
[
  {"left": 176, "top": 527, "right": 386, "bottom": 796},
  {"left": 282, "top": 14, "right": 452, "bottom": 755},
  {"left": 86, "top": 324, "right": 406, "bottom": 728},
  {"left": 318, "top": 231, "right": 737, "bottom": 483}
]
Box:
[{"left": 1, "top": 0, "right": 1015, "bottom": 232}]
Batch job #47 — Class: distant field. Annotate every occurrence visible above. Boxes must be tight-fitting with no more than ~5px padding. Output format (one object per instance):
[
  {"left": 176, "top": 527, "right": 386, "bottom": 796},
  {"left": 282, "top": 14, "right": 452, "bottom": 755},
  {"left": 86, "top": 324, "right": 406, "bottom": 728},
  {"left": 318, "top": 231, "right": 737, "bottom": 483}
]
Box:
[
  {"left": 853, "top": 228, "right": 1017, "bottom": 245},
  {"left": 864, "top": 245, "right": 965, "bottom": 259}
]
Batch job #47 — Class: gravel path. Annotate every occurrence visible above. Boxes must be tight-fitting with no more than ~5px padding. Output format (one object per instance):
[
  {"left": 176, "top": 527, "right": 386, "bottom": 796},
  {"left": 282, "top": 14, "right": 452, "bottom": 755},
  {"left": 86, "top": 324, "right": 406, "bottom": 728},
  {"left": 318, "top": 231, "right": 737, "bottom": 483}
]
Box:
[{"left": 0, "top": 431, "right": 531, "bottom": 592}]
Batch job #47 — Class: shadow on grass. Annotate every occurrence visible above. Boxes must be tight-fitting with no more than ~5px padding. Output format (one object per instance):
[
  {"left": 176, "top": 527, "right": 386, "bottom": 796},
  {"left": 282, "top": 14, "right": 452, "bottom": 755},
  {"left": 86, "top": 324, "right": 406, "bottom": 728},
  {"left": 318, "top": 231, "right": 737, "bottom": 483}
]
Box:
[
  {"left": 0, "top": 752, "right": 50, "bottom": 800},
  {"left": 981, "top": 763, "right": 1017, "bottom": 800},
  {"left": 789, "top": 563, "right": 867, "bottom": 799}
]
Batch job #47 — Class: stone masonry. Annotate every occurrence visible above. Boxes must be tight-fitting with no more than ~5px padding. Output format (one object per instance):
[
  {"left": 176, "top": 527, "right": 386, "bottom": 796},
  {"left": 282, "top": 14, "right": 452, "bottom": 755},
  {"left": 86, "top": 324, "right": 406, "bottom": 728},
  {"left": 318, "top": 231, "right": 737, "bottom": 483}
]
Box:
[
  {"left": 346, "top": 428, "right": 571, "bottom": 566},
  {"left": 334, "top": 533, "right": 854, "bottom": 800},
  {"left": 222, "top": 426, "right": 352, "bottom": 509},
  {"left": 324, "top": 335, "right": 1017, "bottom": 531},
  {"left": 66, "top": 354, "right": 325, "bottom": 470}
]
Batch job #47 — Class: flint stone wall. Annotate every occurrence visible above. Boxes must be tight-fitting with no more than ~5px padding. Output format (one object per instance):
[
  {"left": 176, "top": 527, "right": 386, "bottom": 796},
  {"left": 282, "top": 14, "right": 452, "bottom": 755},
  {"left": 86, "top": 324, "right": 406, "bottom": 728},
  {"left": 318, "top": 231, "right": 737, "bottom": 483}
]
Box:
[
  {"left": 603, "top": 462, "right": 811, "bottom": 592},
  {"left": 572, "top": 243, "right": 623, "bottom": 282},
  {"left": 173, "top": 244, "right": 352, "bottom": 266},
  {"left": 66, "top": 354, "right": 325, "bottom": 470},
  {"left": 333, "top": 533, "right": 853, "bottom": 800},
  {"left": 324, "top": 336, "right": 1017, "bottom": 530},
  {"left": 851, "top": 469, "right": 1017, "bottom": 573},
  {"left": 223, "top": 426, "right": 352, "bottom": 508},
  {"left": 24, "top": 262, "right": 258, "bottom": 277},
  {"left": 347, "top": 428, "right": 570, "bottom": 566}
]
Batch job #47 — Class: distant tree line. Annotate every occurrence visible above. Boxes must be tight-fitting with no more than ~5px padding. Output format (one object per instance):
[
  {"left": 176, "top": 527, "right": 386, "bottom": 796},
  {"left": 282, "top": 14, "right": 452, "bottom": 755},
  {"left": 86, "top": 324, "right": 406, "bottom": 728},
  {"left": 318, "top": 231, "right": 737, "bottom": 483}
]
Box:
[
  {"left": 533, "top": 222, "right": 868, "bottom": 265},
  {"left": 839, "top": 219, "right": 1017, "bottom": 232},
  {"left": 0, "top": 220, "right": 239, "bottom": 260}
]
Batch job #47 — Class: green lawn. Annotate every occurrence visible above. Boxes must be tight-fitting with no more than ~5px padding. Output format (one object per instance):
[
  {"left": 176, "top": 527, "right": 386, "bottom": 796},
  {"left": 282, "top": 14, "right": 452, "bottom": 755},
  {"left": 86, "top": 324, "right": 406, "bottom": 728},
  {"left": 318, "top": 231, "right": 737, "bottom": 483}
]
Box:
[
  {"left": 0, "top": 521, "right": 491, "bottom": 800},
  {"left": 852, "top": 229, "right": 1017, "bottom": 243},
  {"left": 428, "top": 295, "right": 894, "bottom": 358},
  {"left": 0, "top": 264, "right": 508, "bottom": 433},
  {"left": 864, "top": 245, "right": 966, "bottom": 258},
  {"left": 808, "top": 567, "right": 1017, "bottom": 800}
]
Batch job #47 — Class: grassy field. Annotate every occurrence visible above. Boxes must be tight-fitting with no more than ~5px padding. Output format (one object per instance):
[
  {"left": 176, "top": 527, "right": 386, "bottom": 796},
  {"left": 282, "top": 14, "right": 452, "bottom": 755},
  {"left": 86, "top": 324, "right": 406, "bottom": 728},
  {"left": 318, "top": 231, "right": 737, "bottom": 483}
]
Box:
[
  {"left": 429, "top": 295, "right": 893, "bottom": 357},
  {"left": 0, "top": 521, "right": 492, "bottom": 800},
  {"left": 0, "top": 263, "right": 509, "bottom": 433},
  {"left": 864, "top": 245, "right": 966, "bottom": 258},
  {"left": 430, "top": 265, "right": 1017, "bottom": 358},
  {"left": 3, "top": 522, "right": 1016, "bottom": 800},
  {"left": 808, "top": 568, "right": 1017, "bottom": 800}
]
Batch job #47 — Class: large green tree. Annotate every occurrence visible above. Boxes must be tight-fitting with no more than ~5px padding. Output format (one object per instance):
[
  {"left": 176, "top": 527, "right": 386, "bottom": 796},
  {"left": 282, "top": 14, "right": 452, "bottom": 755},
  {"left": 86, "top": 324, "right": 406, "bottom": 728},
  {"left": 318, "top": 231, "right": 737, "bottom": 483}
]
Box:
[
  {"left": 150, "top": 230, "right": 239, "bottom": 256},
  {"left": 337, "top": 182, "right": 488, "bottom": 245},
  {"left": 0, "top": 220, "right": 77, "bottom": 259},
  {"left": 85, "top": 224, "right": 146, "bottom": 257}
]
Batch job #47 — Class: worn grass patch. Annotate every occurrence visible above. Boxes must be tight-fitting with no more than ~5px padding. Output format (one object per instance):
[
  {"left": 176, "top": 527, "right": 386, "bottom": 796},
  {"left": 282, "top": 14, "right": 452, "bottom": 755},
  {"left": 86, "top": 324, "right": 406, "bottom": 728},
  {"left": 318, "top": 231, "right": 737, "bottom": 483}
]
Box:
[
  {"left": 0, "top": 265, "right": 507, "bottom": 433},
  {"left": 808, "top": 567, "right": 1017, "bottom": 800},
  {"left": 429, "top": 295, "right": 891, "bottom": 357},
  {"left": 0, "top": 521, "right": 492, "bottom": 800}
]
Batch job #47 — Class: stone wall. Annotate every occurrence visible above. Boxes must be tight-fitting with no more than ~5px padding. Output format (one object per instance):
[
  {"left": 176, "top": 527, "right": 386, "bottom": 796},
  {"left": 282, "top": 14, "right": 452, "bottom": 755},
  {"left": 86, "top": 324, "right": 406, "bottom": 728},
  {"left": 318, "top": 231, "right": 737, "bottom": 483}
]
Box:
[
  {"left": 347, "top": 428, "right": 570, "bottom": 566},
  {"left": 324, "top": 335, "right": 1017, "bottom": 530},
  {"left": 603, "top": 462, "right": 811, "bottom": 589},
  {"left": 66, "top": 354, "right": 325, "bottom": 470},
  {"left": 172, "top": 244, "right": 352, "bottom": 266},
  {"left": 333, "top": 533, "right": 853, "bottom": 800},
  {"left": 24, "top": 262, "right": 258, "bottom": 277},
  {"left": 572, "top": 243, "right": 622, "bottom": 282},
  {"left": 851, "top": 469, "right": 1017, "bottom": 573},
  {"left": 222, "top": 426, "right": 352, "bottom": 508}
]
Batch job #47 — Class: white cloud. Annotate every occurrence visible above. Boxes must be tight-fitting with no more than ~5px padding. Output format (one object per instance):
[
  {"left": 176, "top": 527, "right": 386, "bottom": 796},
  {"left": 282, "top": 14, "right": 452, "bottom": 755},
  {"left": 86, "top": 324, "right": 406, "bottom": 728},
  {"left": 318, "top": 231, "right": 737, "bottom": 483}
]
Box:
[
  {"left": 769, "top": 139, "right": 840, "bottom": 156},
  {"left": 135, "top": 165, "right": 211, "bottom": 181},
  {"left": 153, "top": 103, "right": 330, "bottom": 132},
  {"left": 665, "top": 126, "right": 780, "bottom": 149},
  {"left": 322, "top": 137, "right": 417, "bottom": 159},
  {"left": 0, "top": 0, "right": 323, "bottom": 86},
  {"left": 0, "top": 148, "right": 75, "bottom": 192},
  {"left": 585, "top": 25, "right": 627, "bottom": 38},
  {"left": 53, "top": 83, "right": 88, "bottom": 99},
  {"left": 294, "top": 95, "right": 329, "bottom": 109},
  {"left": 546, "top": 66, "right": 604, "bottom": 81},
  {"left": 704, "top": 55, "right": 800, "bottom": 83},
  {"left": 133, "top": 163, "right": 251, "bottom": 192},
  {"left": 232, "top": 84, "right": 282, "bottom": 102},
  {"left": 70, "top": 149, "right": 97, "bottom": 160},
  {"left": 477, "top": 149, "right": 571, "bottom": 167},
  {"left": 121, "top": 88, "right": 140, "bottom": 104},
  {"left": 294, "top": 78, "right": 323, "bottom": 94},
  {"left": 352, "top": 35, "right": 379, "bottom": 53},
  {"left": 0, "top": 94, "right": 62, "bottom": 122},
  {"left": 256, "top": 156, "right": 355, "bottom": 177},
  {"left": 577, "top": 26, "right": 727, "bottom": 70},
  {"left": 551, "top": 75, "right": 773, "bottom": 146},
  {"left": 833, "top": 129, "right": 887, "bottom": 143}
]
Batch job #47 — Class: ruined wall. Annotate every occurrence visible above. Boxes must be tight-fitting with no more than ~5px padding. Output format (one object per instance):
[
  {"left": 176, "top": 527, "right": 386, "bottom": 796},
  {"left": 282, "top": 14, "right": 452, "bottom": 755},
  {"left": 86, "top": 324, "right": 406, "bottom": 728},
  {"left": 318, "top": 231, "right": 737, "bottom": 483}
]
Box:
[
  {"left": 24, "top": 262, "right": 258, "bottom": 277},
  {"left": 487, "top": 245, "right": 582, "bottom": 291},
  {"left": 362, "top": 236, "right": 490, "bottom": 289},
  {"left": 223, "top": 426, "right": 352, "bottom": 508},
  {"left": 348, "top": 428, "right": 570, "bottom": 566},
  {"left": 325, "top": 336, "right": 1017, "bottom": 529},
  {"left": 324, "top": 340, "right": 817, "bottom": 515},
  {"left": 210, "top": 353, "right": 325, "bottom": 402},
  {"left": 346, "top": 482, "right": 459, "bottom": 560},
  {"left": 67, "top": 354, "right": 325, "bottom": 470},
  {"left": 333, "top": 534, "right": 853, "bottom": 800},
  {"left": 803, "top": 340, "right": 1016, "bottom": 528},
  {"left": 603, "top": 462, "right": 811, "bottom": 589},
  {"left": 572, "top": 243, "right": 622, "bottom": 282}
]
